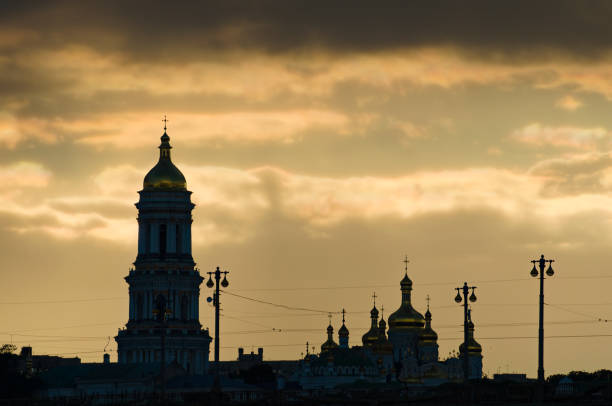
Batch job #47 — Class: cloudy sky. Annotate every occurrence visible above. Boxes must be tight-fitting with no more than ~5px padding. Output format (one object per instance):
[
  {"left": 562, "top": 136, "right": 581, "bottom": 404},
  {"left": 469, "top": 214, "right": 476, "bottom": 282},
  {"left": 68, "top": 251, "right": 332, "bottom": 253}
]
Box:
[{"left": 3, "top": 0, "right": 612, "bottom": 376}]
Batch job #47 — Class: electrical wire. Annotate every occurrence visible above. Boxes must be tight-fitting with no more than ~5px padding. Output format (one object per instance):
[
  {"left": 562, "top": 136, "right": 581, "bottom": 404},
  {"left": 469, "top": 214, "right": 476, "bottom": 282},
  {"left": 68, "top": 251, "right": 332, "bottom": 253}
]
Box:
[
  {"left": 221, "top": 290, "right": 339, "bottom": 314},
  {"left": 0, "top": 297, "right": 125, "bottom": 305},
  {"left": 546, "top": 303, "right": 610, "bottom": 321}
]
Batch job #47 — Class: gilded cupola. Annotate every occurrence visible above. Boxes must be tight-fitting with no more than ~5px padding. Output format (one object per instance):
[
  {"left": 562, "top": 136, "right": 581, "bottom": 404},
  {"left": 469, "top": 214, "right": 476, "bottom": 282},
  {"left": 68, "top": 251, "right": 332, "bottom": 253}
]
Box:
[
  {"left": 321, "top": 319, "right": 339, "bottom": 352},
  {"left": 362, "top": 296, "right": 381, "bottom": 347},
  {"left": 388, "top": 266, "right": 425, "bottom": 332},
  {"left": 143, "top": 126, "right": 187, "bottom": 191},
  {"left": 419, "top": 299, "right": 438, "bottom": 343},
  {"left": 338, "top": 309, "right": 350, "bottom": 349},
  {"left": 374, "top": 308, "right": 393, "bottom": 353},
  {"left": 459, "top": 310, "right": 482, "bottom": 355}
]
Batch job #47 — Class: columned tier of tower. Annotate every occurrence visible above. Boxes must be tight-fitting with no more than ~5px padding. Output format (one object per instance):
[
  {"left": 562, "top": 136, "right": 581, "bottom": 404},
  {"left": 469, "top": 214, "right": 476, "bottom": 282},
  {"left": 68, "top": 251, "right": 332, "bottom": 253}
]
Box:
[
  {"left": 135, "top": 189, "right": 195, "bottom": 268},
  {"left": 125, "top": 271, "right": 203, "bottom": 329}
]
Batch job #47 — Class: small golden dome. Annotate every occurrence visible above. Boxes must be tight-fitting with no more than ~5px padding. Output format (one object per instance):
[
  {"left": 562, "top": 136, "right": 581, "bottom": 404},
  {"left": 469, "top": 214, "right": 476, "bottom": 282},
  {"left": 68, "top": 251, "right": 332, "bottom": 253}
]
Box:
[
  {"left": 419, "top": 307, "right": 438, "bottom": 343},
  {"left": 459, "top": 317, "right": 482, "bottom": 354},
  {"left": 338, "top": 323, "right": 349, "bottom": 337},
  {"left": 321, "top": 336, "right": 338, "bottom": 352},
  {"left": 143, "top": 132, "right": 187, "bottom": 191},
  {"left": 362, "top": 305, "right": 380, "bottom": 346},
  {"left": 321, "top": 323, "right": 338, "bottom": 352}
]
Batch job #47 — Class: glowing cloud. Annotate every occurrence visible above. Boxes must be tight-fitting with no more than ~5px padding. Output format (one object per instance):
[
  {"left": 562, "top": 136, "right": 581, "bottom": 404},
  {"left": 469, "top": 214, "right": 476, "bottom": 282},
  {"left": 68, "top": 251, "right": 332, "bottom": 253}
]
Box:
[
  {"left": 511, "top": 123, "right": 608, "bottom": 149},
  {"left": 555, "top": 95, "right": 583, "bottom": 111}
]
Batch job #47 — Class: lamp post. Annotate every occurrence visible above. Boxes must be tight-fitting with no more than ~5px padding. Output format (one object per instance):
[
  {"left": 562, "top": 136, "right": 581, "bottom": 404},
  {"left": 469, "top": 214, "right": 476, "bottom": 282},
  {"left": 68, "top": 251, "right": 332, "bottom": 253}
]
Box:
[
  {"left": 530, "top": 254, "right": 555, "bottom": 394},
  {"left": 454, "top": 282, "right": 477, "bottom": 382},
  {"left": 206, "top": 266, "right": 229, "bottom": 392},
  {"left": 153, "top": 294, "right": 171, "bottom": 402}
]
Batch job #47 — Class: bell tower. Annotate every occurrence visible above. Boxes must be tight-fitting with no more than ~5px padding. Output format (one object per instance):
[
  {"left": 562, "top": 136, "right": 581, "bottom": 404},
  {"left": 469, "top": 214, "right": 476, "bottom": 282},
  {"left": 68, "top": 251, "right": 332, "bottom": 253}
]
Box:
[{"left": 115, "top": 126, "right": 211, "bottom": 375}]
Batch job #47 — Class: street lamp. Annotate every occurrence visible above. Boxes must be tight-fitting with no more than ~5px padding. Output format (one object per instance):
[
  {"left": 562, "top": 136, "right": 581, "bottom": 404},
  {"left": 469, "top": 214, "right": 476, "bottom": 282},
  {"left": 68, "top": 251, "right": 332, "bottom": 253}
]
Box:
[
  {"left": 206, "top": 266, "right": 229, "bottom": 392},
  {"left": 454, "top": 282, "right": 477, "bottom": 381},
  {"left": 530, "top": 254, "right": 555, "bottom": 393}
]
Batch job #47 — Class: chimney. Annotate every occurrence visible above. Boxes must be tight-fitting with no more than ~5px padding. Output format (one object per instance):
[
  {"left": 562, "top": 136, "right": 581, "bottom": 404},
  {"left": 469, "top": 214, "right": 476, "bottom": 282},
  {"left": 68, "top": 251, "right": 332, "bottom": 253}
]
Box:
[
  {"left": 258, "top": 347, "right": 263, "bottom": 360},
  {"left": 103, "top": 353, "right": 110, "bottom": 364},
  {"left": 238, "top": 347, "right": 244, "bottom": 360}
]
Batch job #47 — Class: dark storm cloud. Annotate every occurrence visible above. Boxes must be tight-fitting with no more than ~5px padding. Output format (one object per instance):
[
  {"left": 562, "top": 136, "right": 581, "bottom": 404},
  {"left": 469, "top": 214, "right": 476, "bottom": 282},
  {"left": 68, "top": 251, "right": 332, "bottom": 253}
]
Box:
[{"left": 3, "top": 1, "right": 612, "bottom": 61}]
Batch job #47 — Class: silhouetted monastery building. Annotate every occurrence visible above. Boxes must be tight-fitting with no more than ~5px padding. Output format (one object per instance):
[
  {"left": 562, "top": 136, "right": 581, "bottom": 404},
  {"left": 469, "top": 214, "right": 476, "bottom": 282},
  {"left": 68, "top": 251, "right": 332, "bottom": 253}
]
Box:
[
  {"left": 297, "top": 268, "right": 482, "bottom": 388},
  {"left": 115, "top": 129, "right": 211, "bottom": 374},
  {"left": 1, "top": 346, "right": 81, "bottom": 377}
]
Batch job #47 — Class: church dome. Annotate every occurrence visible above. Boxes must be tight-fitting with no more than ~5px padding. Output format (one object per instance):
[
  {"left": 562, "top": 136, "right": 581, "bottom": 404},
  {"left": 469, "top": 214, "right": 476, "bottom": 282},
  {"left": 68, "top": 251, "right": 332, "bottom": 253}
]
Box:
[
  {"left": 388, "top": 273, "right": 425, "bottom": 331},
  {"left": 375, "top": 318, "right": 394, "bottom": 354},
  {"left": 338, "top": 323, "right": 349, "bottom": 337},
  {"left": 321, "top": 323, "right": 339, "bottom": 352},
  {"left": 362, "top": 305, "right": 380, "bottom": 346},
  {"left": 459, "top": 319, "right": 482, "bottom": 354},
  {"left": 143, "top": 132, "right": 187, "bottom": 191},
  {"left": 419, "top": 309, "right": 438, "bottom": 343},
  {"left": 388, "top": 305, "right": 425, "bottom": 330}
]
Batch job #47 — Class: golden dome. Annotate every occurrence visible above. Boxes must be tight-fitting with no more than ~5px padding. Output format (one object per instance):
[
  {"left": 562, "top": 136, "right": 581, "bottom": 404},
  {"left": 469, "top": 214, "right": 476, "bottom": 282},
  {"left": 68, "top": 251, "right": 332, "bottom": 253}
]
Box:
[
  {"left": 388, "top": 307, "right": 425, "bottom": 330},
  {"left": 459, "top": 319, "right": 482, "bottom": 354},
  {"left": 321, "top": 339, "right": 338, "bottom": 352},
  {"left": 321, "top": 323, "right": 338, "bottom": 352},
  {"left": 419, "top": 309, "right": 438, "bottom": 343},
  {"left": 388, "top": 273, "right": 425, "bottom": 331},
  {"left": 362, "top": 305, "right": 380, "bottom": 347},
  {"left": 374, "top": 318, "right": 393, "bottom": 354},
  {"left": 338, "top": 323, "right": 349, "bottom": 337},
  {"left": 143, "top": 132, "right": 187, "bottom": 191}
]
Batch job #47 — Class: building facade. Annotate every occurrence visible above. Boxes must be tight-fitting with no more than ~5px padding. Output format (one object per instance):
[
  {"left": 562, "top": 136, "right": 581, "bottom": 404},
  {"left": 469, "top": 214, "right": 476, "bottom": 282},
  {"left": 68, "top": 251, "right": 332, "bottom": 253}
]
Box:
[
  {"left": 115, "top": 130, "right": 211, "bottom": 375},
  {"left": 298, "top": 266, "right": 480, "bottom": 388}
]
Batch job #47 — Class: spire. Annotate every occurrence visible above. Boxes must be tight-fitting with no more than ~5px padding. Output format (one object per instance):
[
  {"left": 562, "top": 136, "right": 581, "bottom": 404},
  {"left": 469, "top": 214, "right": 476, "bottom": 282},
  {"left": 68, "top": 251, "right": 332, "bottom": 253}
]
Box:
[
  {"left": 338, "top": 308, "right": 349, "bottom": 348},
  {"left": 159, "top": 115, "right": 172, "bottom": 161},
  {"left": 425, "top": 294, "right": 432, "bottom": 321},
  {"left": 363, "top": 293, "right": 381, "bottom": 347},
  {"left": 321, "top": 314, "right": 338, "bottom": 352},
  {"left": 459, "top": 308, "right": 481, "bottom": 355},
  {"left": 370, "top": 292, "right": 379, "bottom": 320},
  {"left": 378, "top": 305, "right": 387, "bottom": 332},
  {"left": 400, "top": 256, "right": 413, "bottom": 295}
]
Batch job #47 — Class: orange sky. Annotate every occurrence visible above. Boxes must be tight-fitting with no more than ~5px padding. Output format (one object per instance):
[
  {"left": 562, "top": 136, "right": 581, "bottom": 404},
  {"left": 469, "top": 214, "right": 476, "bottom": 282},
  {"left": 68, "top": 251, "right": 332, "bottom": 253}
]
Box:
[{"left": 3, "top": 1, "right": 612, "bottom": 378}]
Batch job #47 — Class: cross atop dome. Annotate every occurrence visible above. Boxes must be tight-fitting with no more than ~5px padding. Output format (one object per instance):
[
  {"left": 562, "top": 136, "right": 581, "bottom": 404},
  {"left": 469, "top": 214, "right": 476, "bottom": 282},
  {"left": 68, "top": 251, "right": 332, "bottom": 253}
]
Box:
[{"left": 162, "top": 114, "right": 168, "bottom": 132}]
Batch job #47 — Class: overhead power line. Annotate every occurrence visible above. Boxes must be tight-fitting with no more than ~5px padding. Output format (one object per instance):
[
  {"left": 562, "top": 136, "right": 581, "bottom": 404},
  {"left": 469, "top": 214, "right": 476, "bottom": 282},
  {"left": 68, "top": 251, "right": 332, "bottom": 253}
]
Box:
[
  {"left": 0, "top": 297, "right": 125, "bottom": 305},
  {"left": 1, "top": 274, "right": 612, "bottom": 306},
  {"left": 221, "top": 290, "right": 339, "bottom": 314}
]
